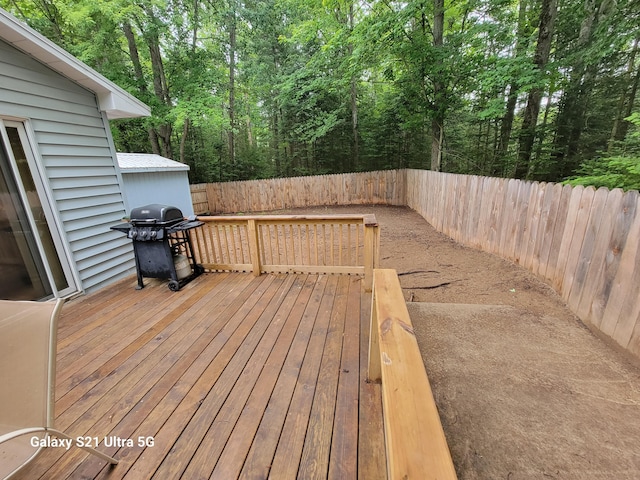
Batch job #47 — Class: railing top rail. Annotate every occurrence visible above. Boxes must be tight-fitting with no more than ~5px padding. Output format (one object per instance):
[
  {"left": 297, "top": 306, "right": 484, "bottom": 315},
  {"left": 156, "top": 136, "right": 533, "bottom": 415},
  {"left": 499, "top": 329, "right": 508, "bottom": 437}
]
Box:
[{"left": 197, "top": 214, "right": 378, "bottom": 226}]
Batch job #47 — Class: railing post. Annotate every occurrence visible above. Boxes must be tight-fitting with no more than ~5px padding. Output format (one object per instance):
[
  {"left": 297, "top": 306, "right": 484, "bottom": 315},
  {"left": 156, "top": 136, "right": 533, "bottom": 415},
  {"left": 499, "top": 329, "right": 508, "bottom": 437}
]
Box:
[
  {"left": 367, "top": 273, "right": 381, "bottom": 382},
  {"left": 363, "top": 215, "right": 379, "bottom": 292},
  {"left": 247, "top": 219, "right": 262, "bottom": 276}
]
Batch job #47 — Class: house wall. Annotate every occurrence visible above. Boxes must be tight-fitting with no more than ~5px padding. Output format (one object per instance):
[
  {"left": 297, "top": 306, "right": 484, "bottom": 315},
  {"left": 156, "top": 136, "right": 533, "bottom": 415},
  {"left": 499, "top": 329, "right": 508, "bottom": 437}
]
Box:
[
  {"left": 0, "top": 39, "right": 133, "bottom": 293},
  {"left": 121, "top": 170, "right": 195, "bottom": 217}
]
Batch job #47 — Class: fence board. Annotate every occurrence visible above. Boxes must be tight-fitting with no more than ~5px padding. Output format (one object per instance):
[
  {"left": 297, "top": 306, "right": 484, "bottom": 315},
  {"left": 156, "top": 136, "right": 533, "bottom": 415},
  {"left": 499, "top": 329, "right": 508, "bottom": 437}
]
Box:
[
  {"left": 488, "top": 178, "right": 508, "bottom": 256},
  {"left": 591, "top": 192, "right": 638, "bottom": 336},
  {"left": 551, "top": 185, "right": 584, "bottom": 292},
  {"left": 567, "top": 187, "right": 609, "bottom": 313},
  {"left": 476, "top": 177, "right": 494, "bottom": 251},
  {"left": 522, "top": 182, "right": 544, "bottom": 271},
  {"left": 433, "top": 173, "right": 444, "bottom": 232},
  {"left": 576, "top": 189, "right": 624, "bottom": 323},
  {"left": 464, "top": 176, "right": 481, "bottom": 248},
  {"left": 452, "top": 175, "right": 468, "bottom": 245},
  {"left": 499, "top": 179, "right": 520, "bottom": 262},
  {"left": 513, "top": 181, "right": 533, "bottom": 265},
  {"left": 607, "top": 195, "right": 640, "bottom": 348},
  {"left": 441, "top": 174, "right": 454, "bottom": 238},
  {"left": 536, "top": 183, "right": 563, "bottom": 278},
  {"left": 543, "top": 184, "right": 573, "bottom": 283}
]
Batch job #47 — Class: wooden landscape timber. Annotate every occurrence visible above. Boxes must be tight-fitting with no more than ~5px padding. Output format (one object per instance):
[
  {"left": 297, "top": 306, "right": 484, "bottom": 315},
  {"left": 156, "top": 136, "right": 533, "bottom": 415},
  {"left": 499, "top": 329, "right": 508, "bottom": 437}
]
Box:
[
  {"left": 368, "top": 269, "right": 457, "bottom": 480},
  {"left": 192, "top": 169, "right": 640, "bottom": 359}
]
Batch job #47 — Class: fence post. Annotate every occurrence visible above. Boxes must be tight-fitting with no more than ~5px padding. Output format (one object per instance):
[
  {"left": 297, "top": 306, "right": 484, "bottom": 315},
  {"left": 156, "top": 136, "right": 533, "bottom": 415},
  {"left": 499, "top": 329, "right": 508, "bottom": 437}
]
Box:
[
  {"left": 363, "top": 215, "right": 380, "bottom": 292},
  {"left": 247, "top": 219, "right": 262, "bottom": 276},
  {"left": 367, "top": 274, "right": 381, "bottom": 382}
]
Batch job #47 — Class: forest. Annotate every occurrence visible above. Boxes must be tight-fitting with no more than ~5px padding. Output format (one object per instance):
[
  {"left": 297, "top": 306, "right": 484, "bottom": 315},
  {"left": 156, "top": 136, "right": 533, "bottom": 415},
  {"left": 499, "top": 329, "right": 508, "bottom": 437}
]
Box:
[{"left": 2, "top": 0, "right": 639, "bottom": 188}]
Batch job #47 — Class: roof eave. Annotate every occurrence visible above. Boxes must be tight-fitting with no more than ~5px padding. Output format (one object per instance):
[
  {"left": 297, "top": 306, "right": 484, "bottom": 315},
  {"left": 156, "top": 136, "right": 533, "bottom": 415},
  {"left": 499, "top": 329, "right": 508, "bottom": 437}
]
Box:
[
  {"left": 121, "top": 167, "right": 190, "bottom": 173},
  {"left": 0, "top": 9, "right": 151, "bottom": 119}
]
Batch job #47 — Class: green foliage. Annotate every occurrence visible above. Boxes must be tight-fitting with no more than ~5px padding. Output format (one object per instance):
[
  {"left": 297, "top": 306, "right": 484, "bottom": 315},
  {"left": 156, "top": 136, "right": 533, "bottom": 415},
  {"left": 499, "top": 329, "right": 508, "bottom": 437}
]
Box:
[
  {"left": 566, "top": 114, "right": 640, "bottom": 191},
  {"left": 565, "top": 156, "right": 640, "bottom": 191},
  {"left": 2, "top": 0, "right": 639, "bottom": 184}
]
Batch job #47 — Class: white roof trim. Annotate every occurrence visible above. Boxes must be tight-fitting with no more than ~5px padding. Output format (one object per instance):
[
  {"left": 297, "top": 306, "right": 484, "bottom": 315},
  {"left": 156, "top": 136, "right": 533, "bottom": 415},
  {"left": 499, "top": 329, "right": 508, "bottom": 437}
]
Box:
[
  {"left": 117, "top": 153, "right": 190, "bottom": 172},
  {"left": 0, "top": 8, "right": 150, "bottom": 119}
]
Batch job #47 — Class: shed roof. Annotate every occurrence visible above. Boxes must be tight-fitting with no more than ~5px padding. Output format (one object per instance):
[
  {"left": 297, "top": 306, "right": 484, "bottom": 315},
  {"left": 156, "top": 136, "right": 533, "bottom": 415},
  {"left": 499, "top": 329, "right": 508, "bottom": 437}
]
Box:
[
  {"left": 0, "top": 8, "right": 150, "bottom": 120},
  {"left": 117, "top": 153, "right": 190, "bottom": 173}
]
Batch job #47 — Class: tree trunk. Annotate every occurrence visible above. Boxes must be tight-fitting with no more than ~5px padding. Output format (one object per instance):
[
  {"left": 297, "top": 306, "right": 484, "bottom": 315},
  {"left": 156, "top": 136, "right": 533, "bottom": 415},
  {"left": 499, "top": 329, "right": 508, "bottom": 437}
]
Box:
[
  {"left": 515, "top": 0, "right": 557, "bottom": 179},
  {"left": 533, "top": 79, "right": 556, "bottom": 171},
  {"left": 228, "top": 6, "right": 237, "bottom": 165},
  {"left": 611, "top": 38, "right": 639, "bottom": 145},
  {"left": 349, "top": 2, "right": 359, "bottom": 171},
  {"left": 148, "top": 34, "right": 173, "bottom": 158},
  {"left": 619, "top": 61, "right": 640, "bottom": 141},
  {"left": 431, "top": 0, "right": 445, "bottom": 172},
  {"left": 123, "top": 22, "right": 158, "bottom": 153},
  {"left": 497, "top": 0, "right": 531, "bottom": 162},
  {"left": 180, "top": 118, "right": 190, "bottom": 165},
  {"left": 134, "top": 9, "right": 173, "bottom": 159},
  {"left": 551, "top": 0, "right": 616, "bottom": 179}
]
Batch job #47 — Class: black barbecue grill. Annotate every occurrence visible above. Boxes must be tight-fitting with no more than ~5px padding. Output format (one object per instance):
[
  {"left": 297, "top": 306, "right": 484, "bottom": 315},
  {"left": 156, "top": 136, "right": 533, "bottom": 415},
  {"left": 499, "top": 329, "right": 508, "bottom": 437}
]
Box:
[{"left": 111, "top": 204, "right": 204, "bottom": 291}]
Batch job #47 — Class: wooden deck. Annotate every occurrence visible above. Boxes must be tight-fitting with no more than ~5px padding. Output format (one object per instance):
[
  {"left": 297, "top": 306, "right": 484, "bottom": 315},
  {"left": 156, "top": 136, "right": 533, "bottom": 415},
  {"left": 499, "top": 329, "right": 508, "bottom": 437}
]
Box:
[{"left": 16, "top": 273, "right": 386, "bottom": 480}]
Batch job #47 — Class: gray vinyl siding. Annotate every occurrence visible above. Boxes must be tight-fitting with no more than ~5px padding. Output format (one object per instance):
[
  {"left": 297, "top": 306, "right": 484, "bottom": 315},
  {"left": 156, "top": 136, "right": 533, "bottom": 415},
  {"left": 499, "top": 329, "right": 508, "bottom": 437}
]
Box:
[{"left": 0, "top": 39, "right": 134, "bottom": 293}]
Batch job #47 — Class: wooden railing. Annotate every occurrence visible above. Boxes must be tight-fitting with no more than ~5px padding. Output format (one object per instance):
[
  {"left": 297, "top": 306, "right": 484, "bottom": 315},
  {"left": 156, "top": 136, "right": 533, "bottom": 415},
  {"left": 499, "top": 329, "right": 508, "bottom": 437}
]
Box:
[
  {"left": 368, "top": 269, "right": 457, "bottom": 480},
  {"left": 191, "top": 214, "right": 380, "bottom": 290}
]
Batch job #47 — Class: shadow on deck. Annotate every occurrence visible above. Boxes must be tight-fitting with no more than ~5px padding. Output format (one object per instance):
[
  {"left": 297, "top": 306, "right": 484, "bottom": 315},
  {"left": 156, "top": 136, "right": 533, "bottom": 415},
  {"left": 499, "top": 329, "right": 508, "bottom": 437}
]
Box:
[{"left": 16, "top": 273, "right": 385, "bottom": 479}]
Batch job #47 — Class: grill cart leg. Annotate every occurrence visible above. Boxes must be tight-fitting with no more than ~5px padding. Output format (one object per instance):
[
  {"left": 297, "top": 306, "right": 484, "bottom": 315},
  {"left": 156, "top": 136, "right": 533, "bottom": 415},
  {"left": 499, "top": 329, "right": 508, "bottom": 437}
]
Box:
[{"left": 133, "top": 248, "right": 145, "bottom": 290}]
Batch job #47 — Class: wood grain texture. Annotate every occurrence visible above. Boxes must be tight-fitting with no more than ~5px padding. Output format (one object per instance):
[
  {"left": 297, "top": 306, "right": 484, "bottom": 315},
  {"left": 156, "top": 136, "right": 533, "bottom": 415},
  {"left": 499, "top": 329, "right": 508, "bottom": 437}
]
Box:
[
  {"left": 372, "top": 269, "right": 457, "bottom": 480},
  {"left": 17, "top": 273, "right": 382, "bottom": 480},
  {"left": 193, "top": 169, "right": 640, "bottom": 361}
]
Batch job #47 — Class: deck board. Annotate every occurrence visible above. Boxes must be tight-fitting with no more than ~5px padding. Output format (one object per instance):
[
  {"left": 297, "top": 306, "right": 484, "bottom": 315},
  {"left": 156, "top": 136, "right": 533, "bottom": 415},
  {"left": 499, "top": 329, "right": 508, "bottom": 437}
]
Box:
[{"left": 14, "top": 272, "right": 385, "bottom": 480}]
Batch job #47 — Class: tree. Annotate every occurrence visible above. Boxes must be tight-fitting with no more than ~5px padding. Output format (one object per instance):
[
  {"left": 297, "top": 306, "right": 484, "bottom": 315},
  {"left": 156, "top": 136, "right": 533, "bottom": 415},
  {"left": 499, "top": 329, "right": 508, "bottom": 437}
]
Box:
[
  {"left": 3, "top": 0, "right": 638, "bottom": 184},
  {"left": 550, "top": 0, "right": 618, "bottom": 179},
  {"left": 496, "top": 0, "right": 535, "bottom": 165},
  {"left": 515, "top": 0, "right": 557, "bottom": 178},
  {"left": 431, "top": 0, "right": 444, "bottom": 172}
]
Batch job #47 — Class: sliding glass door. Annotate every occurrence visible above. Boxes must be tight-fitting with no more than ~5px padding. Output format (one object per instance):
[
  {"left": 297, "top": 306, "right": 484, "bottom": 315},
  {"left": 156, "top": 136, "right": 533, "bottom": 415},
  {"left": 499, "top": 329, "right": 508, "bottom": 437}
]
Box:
[{"left": 0, "top": 120, "right": 76, "bottom": 300}]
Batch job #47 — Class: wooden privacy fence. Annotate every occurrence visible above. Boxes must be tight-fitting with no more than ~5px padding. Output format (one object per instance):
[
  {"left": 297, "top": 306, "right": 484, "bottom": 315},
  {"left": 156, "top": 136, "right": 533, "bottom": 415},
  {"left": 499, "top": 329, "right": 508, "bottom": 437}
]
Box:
[
  {"left": 191, "top": 169, "right": 640, "bottom": 359},
  {"left": 190, "top": 183, "right": 208, "bottom": 214},
  {"left": 405, "top": 169, "right": 640, "bottom": 358},
  {"left": 191, "top": 214, "right": 380, "bottom": 290},
  {"left": 191, "top": 170, "right": 406, "bottom": 214}
]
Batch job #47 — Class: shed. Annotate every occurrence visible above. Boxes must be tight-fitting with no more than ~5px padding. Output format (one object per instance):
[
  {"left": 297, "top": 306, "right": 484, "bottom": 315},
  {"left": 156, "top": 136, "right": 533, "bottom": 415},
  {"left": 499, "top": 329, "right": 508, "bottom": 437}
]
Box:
[
  {"left": 117, "top": 153, "right": 194, "bottom": 216},
  {"left": 0, "top": 8, "right": 151, "bottom": 301}
]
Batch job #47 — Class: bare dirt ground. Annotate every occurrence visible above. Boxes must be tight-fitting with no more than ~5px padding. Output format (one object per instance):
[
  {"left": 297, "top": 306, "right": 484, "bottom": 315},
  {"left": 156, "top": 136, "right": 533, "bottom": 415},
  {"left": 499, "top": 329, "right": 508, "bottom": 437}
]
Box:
[{"left": 282, "top": 204, "right": 640, "bottom": 480}]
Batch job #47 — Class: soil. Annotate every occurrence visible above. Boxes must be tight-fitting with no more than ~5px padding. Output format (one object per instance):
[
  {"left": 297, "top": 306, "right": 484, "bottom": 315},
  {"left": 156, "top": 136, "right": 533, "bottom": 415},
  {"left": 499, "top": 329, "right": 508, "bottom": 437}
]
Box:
[{"left": 280, "top": 204, "right": 640, "bottom": 480}]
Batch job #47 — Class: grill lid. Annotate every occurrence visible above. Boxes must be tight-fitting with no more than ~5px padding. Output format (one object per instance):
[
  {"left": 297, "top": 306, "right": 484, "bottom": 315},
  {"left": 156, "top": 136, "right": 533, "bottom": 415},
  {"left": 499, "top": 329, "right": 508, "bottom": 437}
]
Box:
[{"left": 130, "top": 204, "right": 184, "bottom": 226}]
